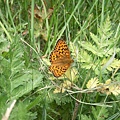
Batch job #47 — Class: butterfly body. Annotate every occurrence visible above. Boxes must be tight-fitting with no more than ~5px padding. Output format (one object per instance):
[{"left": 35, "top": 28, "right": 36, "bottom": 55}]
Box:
[
  {"left": 49, "top": 39, "right": 73, "bottom": 77},
  {"left": 51, "top": 58, "right": 73, "bottom": 64}
]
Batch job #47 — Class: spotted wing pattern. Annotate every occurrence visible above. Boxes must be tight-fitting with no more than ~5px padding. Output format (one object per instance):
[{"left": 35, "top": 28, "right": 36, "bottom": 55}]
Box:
[{"left": 49, "top": 39, "right": 73, "bottom": 77}]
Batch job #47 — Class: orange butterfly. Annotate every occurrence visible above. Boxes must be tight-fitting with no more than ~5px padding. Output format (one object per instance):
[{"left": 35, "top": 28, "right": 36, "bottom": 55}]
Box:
[{"left": 49, "top": 39, "right": 73, "bottom": 77}]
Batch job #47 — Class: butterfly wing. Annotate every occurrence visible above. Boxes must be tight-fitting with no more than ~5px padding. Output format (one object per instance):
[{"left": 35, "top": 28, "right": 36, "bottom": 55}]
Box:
[
  {"left": 50, "top": 39, "right": 71, "bottom": 63},
  {"left": 49, "top": 63, "right": 71, "bottom": 77},
  {"left": 49, "top": 39, "right": 73, "bottom": 77}
]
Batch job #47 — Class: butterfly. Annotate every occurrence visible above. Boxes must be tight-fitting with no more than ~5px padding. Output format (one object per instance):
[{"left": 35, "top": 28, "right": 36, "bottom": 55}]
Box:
[{"left": 49, "top": 39, "right": 74, "bottom": 77}]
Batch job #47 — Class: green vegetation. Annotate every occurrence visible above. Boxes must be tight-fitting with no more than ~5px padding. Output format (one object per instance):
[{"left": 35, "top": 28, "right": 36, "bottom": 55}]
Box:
[{"left": 0, "top": 0, "right": 120, "bottom": 120}]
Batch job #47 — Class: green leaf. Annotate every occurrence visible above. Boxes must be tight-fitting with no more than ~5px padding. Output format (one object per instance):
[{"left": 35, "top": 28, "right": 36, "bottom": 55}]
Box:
[
  {"left": 9, "top": 101, "right": 35, "bottom": 120},
  {"left": 10, "top": 69, "right": 43, "bottom": 99},
  {"left": 80, "top": 114, "right": 92, "bottom": 120},
  {"left": 92, "top": 106, "right": 109, "bottom": 120},
  {"left": 0, "top": 34, "right": 10, "bottom": 54}
]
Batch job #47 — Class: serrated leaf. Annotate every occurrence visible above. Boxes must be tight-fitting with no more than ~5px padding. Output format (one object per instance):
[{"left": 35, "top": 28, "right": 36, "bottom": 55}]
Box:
[
  {"left": 78, "top": 49, "right": 92, "bottom": 63},
  {"left": 98, "top": 16, "right": 113, "bottom": 40},
  {"left": 11, "top": 69, "right": 43, "bottom": 99},
  {"left": 92, "top": 106, "right": 109, "bottom": 120},
  {"left": 97, "top": 80, "right": 120, "bottom": 96},
  {"left": 90, "top": 32, "right": 100, "bottom": 46},
  {"left": 79, "top": 41, "right": 103, "bottom": 57},
  {"left": 86, "top": 77, "right": 99, "bottom": 89},
  {"left": 80, "top": 114, "right": 92, "bottom": 120},
  {"left": 109, "top": 82, "right": 120, "bottom": 96},
  {"left": 102, "top": 58, "right": 120, "bottom": 71}
]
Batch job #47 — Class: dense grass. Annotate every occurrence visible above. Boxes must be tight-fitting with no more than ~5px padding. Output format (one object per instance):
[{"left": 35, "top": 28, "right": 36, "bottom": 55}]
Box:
[{"left": 0, "top": 0, "right": 120, "bottom": 120}]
